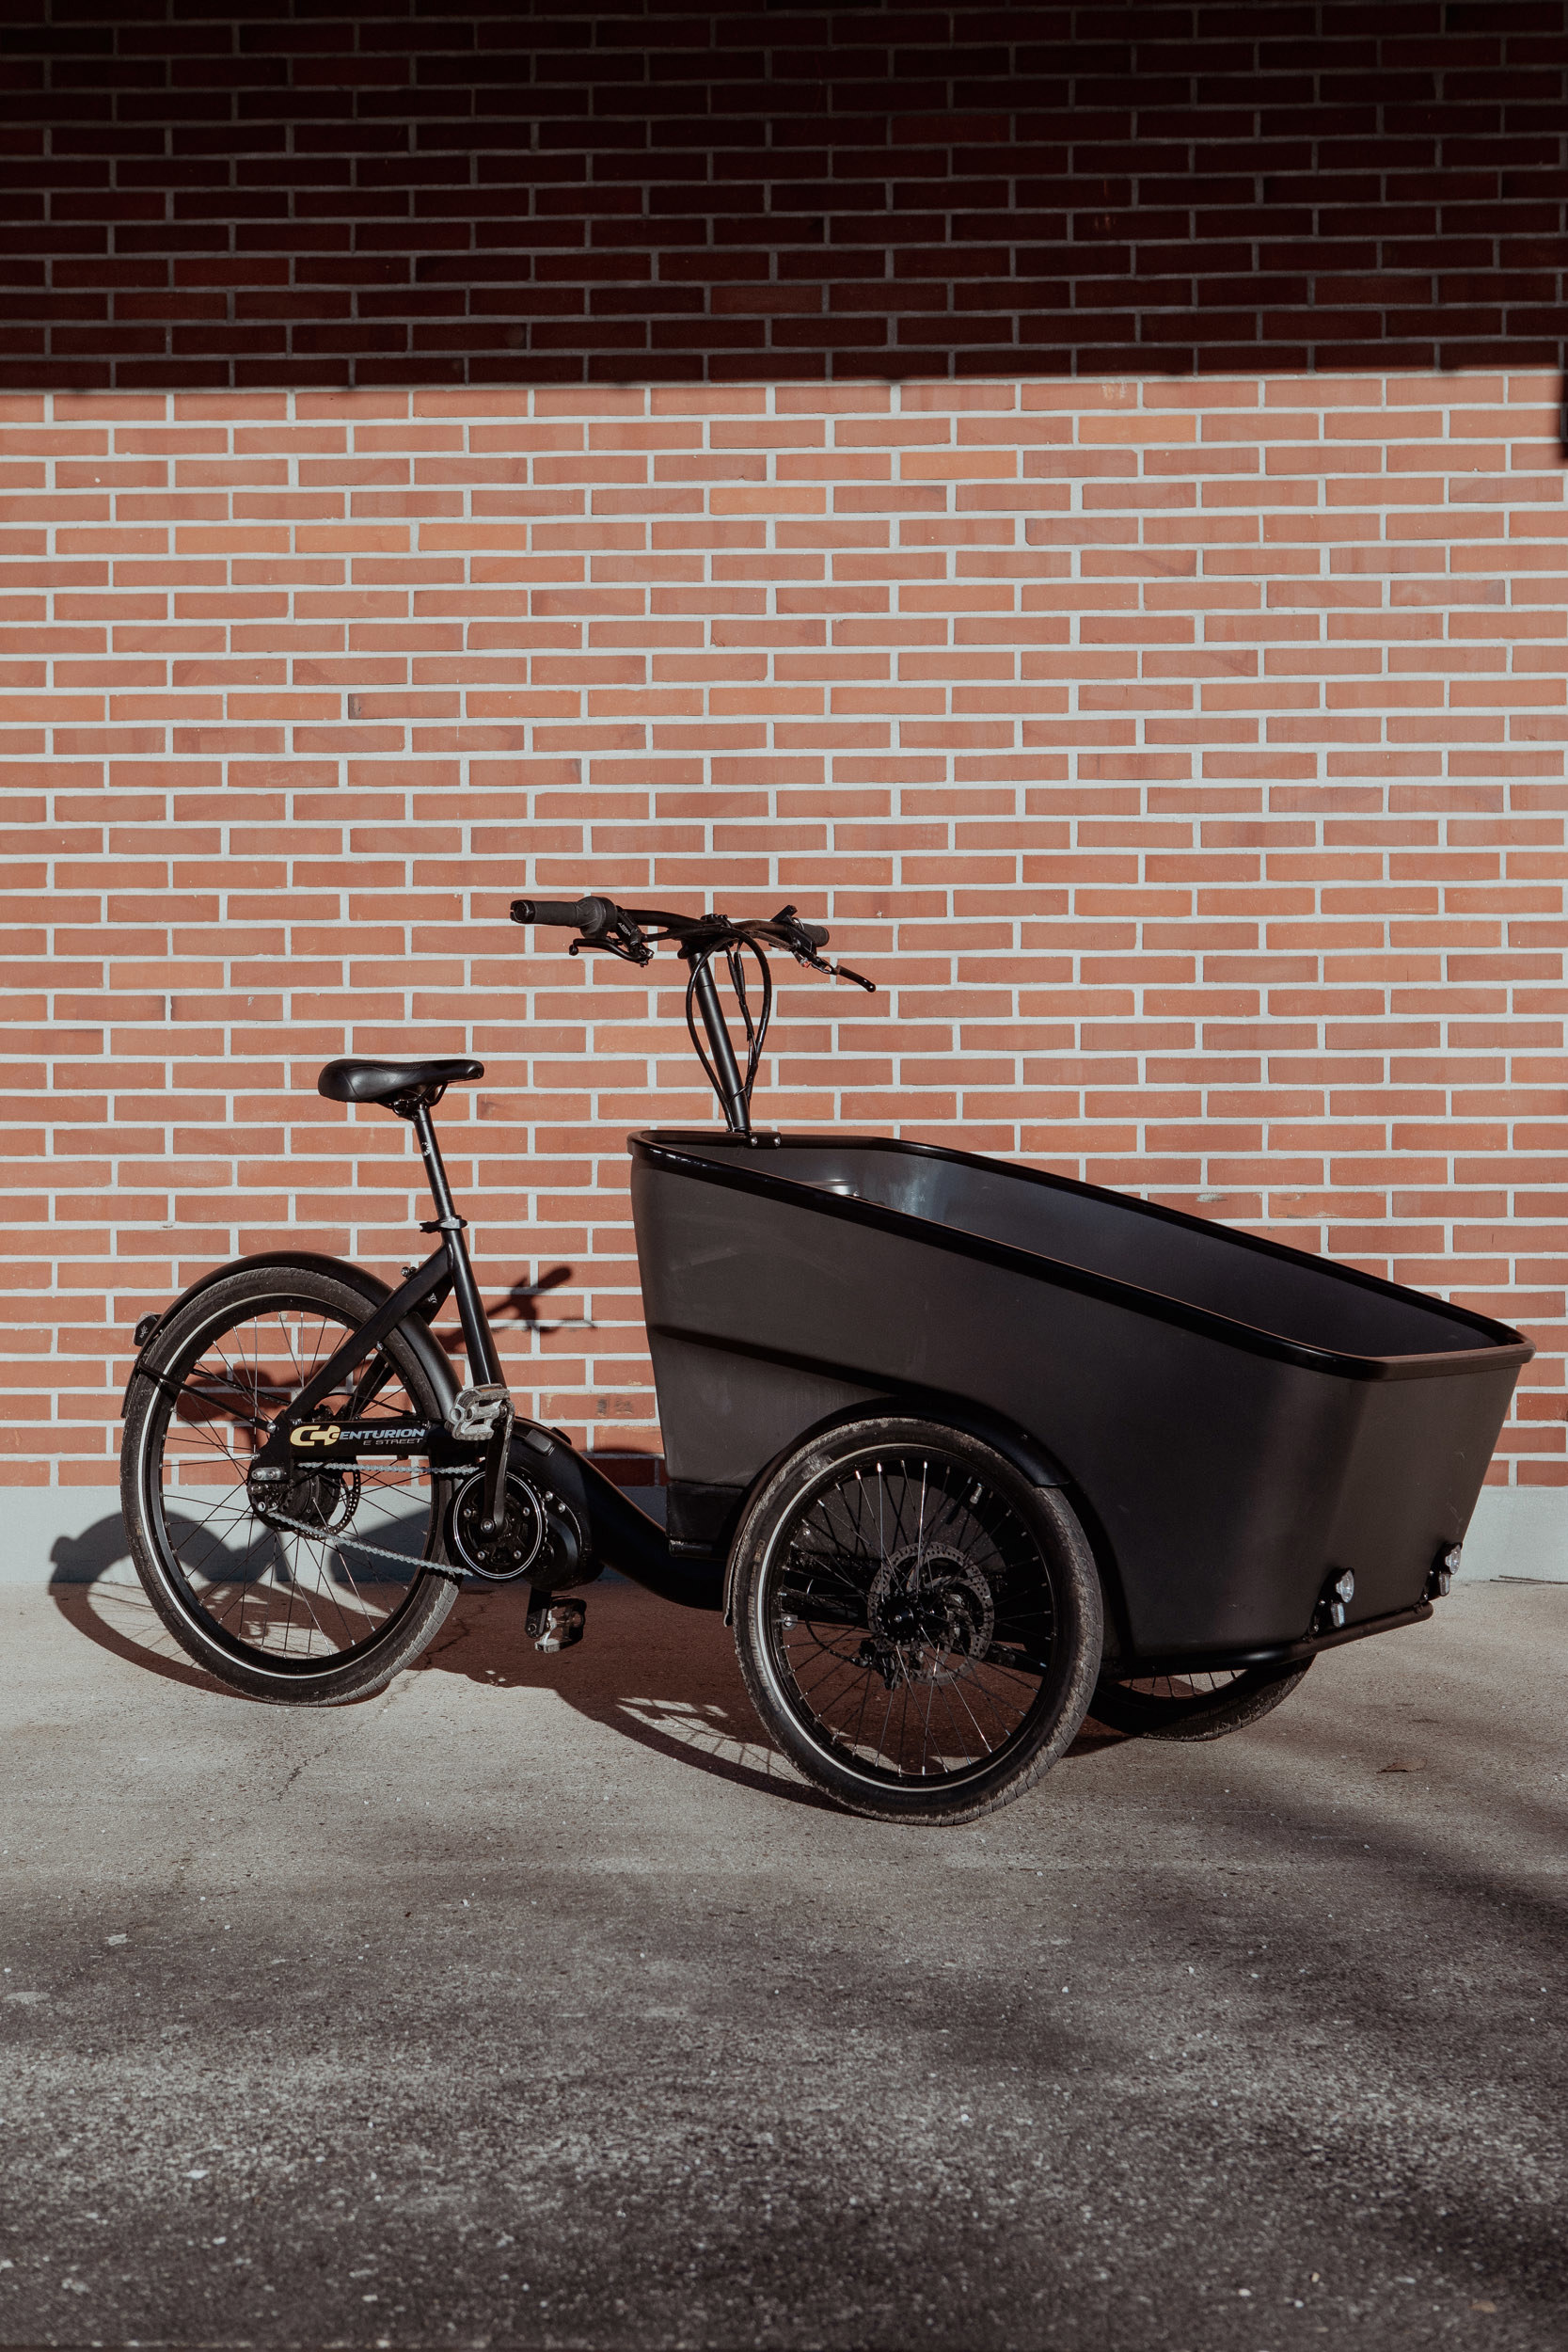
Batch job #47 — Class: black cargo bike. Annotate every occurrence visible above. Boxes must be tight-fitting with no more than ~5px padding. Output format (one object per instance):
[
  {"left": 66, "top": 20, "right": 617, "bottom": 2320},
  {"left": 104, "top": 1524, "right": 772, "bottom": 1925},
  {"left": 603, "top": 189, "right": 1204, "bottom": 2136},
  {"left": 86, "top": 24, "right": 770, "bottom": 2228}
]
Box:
[{"left": 120, "top": 895, "right": 1530, "bottom": 1823}]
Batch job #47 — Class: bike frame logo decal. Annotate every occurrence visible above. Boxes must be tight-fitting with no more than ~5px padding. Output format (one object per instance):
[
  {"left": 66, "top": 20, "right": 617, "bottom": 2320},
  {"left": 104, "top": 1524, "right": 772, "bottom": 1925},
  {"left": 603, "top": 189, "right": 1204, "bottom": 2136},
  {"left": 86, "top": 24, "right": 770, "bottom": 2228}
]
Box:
[{"left": 285, "top": 1422, "right": 430, "bottom": 1453}]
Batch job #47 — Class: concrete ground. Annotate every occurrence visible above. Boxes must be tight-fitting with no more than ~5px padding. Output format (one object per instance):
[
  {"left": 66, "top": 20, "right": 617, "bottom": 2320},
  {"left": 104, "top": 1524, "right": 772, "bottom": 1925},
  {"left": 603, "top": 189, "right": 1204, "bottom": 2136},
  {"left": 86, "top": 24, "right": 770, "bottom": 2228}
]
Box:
[{"left": 1, "top": 1558, "right": 1564, "bottom": 2352}]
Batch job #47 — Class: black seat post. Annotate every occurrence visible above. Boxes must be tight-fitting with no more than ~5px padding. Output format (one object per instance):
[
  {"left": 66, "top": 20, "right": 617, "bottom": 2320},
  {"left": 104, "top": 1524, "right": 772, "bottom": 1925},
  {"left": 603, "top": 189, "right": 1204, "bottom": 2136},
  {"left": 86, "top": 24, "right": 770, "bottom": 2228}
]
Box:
[{"left": 405, "top": 1100, "right": 503, "bottom": 1389}]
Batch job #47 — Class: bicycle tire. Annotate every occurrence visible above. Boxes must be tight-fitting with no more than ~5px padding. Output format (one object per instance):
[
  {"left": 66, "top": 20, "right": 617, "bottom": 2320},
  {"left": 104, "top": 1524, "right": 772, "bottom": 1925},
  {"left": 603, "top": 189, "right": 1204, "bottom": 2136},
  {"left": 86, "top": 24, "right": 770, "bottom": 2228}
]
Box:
[
  {"left": 120, "top": 1260, "right": 459, "bottom": 1704},
  {"left": 1091, "top": 1658, "right": 1312, "bottom": 1742},
  {"left": 731, "top": 1417, "right": 1102, "bottom": 1825}
]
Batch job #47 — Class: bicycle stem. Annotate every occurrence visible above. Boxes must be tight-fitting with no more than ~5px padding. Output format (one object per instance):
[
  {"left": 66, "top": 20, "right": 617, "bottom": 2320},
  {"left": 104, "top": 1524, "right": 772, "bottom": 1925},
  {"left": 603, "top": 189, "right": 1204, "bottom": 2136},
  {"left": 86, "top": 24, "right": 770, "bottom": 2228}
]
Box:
[{"left": 688, "top": 954, "right": 752, "bottom": 1136}]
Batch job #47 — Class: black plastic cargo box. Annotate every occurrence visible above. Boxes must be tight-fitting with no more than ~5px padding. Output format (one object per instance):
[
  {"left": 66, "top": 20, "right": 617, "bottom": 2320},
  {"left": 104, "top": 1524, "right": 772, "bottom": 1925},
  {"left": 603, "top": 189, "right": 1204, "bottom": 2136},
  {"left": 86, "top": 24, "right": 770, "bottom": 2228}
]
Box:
[{"left": 630, "top": 1132, "right": 1530, "bottom": 1669}]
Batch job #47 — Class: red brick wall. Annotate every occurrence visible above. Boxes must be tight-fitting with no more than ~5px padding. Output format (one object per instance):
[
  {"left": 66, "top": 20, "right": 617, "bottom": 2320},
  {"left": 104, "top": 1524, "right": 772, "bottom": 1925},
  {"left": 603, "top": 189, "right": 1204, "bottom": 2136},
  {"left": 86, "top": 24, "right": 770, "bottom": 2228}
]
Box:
[
  {"left": 5, "top": 1, "right": 1565, "bottom": 390},
  {"left": 5, "top": 5, "right": 1567, "bottom": 1495}
]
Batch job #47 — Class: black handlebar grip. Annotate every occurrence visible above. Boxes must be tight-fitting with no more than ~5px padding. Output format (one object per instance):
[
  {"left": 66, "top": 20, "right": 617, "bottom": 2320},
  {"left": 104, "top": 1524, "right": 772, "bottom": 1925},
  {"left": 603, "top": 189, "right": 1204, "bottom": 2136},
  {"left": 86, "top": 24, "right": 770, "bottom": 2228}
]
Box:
[
  {"left": 798, "top": 921, "right": 829, "bottom": 947},
  {"left": 510, "top": 896, "right": 614, "bottom": 930}
]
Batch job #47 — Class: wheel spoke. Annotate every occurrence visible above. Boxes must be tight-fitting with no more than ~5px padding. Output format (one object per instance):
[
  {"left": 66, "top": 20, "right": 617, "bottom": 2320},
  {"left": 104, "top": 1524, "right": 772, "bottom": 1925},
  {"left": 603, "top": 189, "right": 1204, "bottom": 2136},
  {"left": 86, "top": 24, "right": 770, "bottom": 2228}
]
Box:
[
  {"left": 761, "top": 1440, "right": 1062, "bottom": 1793},
  {"left": 142, "top": 1295, "right": 442, "bottom": 1669},
  {"left": 1091, "top": 1661, "right": 1307, "bottom": 1743}
]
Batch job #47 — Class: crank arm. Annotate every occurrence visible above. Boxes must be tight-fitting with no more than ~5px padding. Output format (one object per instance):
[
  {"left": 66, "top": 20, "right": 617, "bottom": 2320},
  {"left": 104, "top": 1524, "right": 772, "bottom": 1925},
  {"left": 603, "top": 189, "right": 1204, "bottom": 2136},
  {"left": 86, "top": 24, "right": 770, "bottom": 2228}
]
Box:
[{"left": 479, "top": 1398, "right": 515, "bottom": 1539}]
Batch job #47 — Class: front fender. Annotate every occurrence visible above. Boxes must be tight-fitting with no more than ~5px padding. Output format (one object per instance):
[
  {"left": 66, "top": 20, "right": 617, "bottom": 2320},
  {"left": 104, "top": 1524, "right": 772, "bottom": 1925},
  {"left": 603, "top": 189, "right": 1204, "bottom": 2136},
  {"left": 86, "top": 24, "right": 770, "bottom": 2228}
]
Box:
[
  {"left": 717, "top": 1394, "right": 1124, "bottom": 1641},
  {"left": 119, "top": 1252, "right": 459, "bottom": 1422}
]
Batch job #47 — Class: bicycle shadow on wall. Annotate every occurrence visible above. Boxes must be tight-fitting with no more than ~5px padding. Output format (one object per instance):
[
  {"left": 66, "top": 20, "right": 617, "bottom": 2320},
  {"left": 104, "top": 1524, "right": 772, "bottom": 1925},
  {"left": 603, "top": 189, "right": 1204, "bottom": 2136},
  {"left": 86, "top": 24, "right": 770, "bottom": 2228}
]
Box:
[{"left": 46, "top": 1501, "right": 1122, "bottom": 1810}]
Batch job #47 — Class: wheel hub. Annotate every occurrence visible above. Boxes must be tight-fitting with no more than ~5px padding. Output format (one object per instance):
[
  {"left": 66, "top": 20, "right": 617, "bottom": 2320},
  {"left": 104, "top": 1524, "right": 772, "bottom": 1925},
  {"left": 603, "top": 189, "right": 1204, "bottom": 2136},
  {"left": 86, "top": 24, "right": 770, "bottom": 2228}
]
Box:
[
  {"left": 863, "top": 1542, "right": 996, "bottom": 1687},
  {"left": 249, "top": 1462, "right": 361, "bottom": 1536}
]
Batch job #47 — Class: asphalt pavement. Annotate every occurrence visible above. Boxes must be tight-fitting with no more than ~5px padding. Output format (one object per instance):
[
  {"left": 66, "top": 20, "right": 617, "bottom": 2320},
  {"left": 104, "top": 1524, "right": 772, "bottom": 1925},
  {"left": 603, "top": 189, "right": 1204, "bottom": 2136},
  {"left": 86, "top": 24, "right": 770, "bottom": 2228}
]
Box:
[{"left": 2, "top": 1550, "right": 1564, "bottom": 2351}]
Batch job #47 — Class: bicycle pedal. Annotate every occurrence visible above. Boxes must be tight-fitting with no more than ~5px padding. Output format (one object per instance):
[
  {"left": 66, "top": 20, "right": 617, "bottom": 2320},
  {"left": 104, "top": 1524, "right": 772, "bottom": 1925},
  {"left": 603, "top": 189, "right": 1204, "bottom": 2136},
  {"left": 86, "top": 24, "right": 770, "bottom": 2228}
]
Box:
[
  {"left": 526, "top": 1590, "right": 587, "bottom": 1653},
  {"left": 448, "top": 1382, "right": 511, "bottom": 1441}
]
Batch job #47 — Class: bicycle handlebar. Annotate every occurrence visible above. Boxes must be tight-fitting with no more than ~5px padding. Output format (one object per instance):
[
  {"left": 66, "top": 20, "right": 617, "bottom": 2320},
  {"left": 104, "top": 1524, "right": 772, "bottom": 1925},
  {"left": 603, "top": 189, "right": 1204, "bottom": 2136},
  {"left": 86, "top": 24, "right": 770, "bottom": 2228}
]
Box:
[
  {"left": 507, "top": 890, "right": 875, "bottom": 1132},
  {"left": 510, "top": 895, "right": 832, "bottom": 955},
  {"left": 507, "top": 891, "right": 870, "bottom": 1000}
]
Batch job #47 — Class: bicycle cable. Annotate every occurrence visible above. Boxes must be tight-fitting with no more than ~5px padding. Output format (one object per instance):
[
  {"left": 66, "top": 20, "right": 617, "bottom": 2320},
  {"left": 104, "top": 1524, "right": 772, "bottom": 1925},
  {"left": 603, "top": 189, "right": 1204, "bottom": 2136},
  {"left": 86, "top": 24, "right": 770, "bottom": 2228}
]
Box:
[{"left": 684, "top": 934, "right": 773, "bottom": 1124}]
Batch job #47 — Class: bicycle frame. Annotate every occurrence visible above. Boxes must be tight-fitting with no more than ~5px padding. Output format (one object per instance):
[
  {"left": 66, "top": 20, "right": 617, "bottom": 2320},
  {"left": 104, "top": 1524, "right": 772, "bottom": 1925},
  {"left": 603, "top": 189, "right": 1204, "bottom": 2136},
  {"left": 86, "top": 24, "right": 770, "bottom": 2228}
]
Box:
[
  {"left": 248, "top": 1099, "right": 514, "bottom": 1534},
  {"left": 252, "top": 946, "right": 763, "bottom": 1443},
  {"left": 119, "top": 898, "right": 869, "bottom": 1619}
]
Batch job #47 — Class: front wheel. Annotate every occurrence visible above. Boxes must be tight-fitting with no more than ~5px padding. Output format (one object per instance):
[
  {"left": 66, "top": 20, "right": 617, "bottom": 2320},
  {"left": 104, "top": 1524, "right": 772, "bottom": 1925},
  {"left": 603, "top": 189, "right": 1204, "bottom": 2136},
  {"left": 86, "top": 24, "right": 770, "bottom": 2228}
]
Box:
[
  {"left": 120, "top": 1261, "right": 460, "bottom": 1704},
  {"left": 731, "top": 1419, "right": 1102, "bottom": 1825},
  {"left": 1090, "top": 1659, "right": 1312, "bottom": 1742}
]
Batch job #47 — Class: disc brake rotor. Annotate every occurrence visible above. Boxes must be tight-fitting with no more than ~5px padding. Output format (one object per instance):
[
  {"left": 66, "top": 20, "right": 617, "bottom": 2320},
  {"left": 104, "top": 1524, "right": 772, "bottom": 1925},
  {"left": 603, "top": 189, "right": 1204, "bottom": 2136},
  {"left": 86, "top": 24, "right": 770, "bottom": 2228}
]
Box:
[{"left": 863, "top": 1541, "right": 996, "bottom": 1687}]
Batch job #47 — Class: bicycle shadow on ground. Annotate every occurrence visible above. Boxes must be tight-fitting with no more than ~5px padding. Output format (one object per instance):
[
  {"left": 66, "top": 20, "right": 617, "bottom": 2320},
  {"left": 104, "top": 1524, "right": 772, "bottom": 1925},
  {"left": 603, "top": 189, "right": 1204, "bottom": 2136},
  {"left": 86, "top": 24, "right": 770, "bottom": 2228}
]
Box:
[
  {"left": 420, "top": 1570, "right": 840, "bottom": 1809},
  {"left": 419, "top": 1567, "right": 1128, "bottom": 1806},
  {"left": 46, "top": 1506, "right": 429, "bottom": 1703},
  {"left": 48, "top": 1512, "right": 1127, "bottom": 1807},
  {"left": 49, "top": 1511, "right": 233, "bottom": 1696}
]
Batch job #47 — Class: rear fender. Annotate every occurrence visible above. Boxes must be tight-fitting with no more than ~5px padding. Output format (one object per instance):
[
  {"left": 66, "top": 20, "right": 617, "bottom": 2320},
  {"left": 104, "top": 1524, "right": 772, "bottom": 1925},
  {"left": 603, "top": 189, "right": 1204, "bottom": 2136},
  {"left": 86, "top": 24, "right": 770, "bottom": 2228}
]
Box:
[{"left": 119, "top": 1251, "right": 459, "bottom": 1422}]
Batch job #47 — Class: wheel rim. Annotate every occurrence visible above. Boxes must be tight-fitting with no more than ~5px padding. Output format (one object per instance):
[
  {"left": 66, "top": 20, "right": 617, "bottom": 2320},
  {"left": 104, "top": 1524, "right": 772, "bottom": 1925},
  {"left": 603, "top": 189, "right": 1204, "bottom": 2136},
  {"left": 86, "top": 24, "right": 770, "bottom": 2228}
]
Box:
[
  {"left": 140, "top": 1298, "right": 444, "bottom": 1674},
  {"left": 755, "top": 1446, "right": 1058, "bottom": 1792},
  {"left": 1112, "top": 1671, "right": 1248, "bottom": 1704}
]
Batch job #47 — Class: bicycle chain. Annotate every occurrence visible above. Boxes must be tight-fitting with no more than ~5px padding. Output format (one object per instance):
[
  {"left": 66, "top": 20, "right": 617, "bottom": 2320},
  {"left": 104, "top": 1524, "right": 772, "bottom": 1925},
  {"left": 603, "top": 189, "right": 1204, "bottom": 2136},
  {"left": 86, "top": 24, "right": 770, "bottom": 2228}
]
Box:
[{"left": 256, "top": 1504, "right": 460, "bottom": 1579}]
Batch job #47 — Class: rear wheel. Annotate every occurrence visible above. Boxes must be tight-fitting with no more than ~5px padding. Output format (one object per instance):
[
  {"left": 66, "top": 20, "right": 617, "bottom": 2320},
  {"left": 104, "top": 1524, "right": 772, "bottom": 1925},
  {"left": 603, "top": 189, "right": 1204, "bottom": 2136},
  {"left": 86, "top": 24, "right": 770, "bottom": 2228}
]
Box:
[
  {"left": 120, "top": 1262, "right": 459, "bottom": 1704},
  {"left": 1090, "top": 1659, "right": 1311, "bottom": 1742},
  {"left": 731, "top": 1419, "right": 1101, "bottom": 1824}
]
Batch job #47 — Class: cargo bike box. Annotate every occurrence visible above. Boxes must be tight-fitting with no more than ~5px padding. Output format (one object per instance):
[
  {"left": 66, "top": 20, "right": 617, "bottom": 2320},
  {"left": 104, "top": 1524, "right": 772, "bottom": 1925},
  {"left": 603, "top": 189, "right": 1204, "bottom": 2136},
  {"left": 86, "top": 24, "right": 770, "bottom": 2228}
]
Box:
[{"left": 632, "top": 1130, "right": 1528, "bottom": 1675}]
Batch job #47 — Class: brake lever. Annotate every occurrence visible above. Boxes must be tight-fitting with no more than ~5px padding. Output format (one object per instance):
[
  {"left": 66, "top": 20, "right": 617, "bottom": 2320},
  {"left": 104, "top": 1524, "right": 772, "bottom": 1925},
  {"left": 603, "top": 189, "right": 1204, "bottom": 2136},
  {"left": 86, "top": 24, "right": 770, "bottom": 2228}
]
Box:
[
  {"left": 785, "top": 936, "right": 876, "bottom": 992},
  {"left": 567, "top": 907, "right": 655, "bottom": 966},
  {"left": 758, "top": 907, "right": 877, "bottom": 993}
]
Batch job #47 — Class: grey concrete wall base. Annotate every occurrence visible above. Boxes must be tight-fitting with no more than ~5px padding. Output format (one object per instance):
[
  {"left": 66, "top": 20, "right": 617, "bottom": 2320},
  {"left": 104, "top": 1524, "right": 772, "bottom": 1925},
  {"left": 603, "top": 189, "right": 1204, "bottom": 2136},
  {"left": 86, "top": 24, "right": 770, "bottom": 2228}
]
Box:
[
  {"left": 1446, "top": 1484, "right": 1568, "bottom": 1583},
  {"left": 0, "top": 1477, "right": 1558, "bottom": 1590},
  {"left": 4, "top": 1487, "right": 129, "bottom": 1588}
]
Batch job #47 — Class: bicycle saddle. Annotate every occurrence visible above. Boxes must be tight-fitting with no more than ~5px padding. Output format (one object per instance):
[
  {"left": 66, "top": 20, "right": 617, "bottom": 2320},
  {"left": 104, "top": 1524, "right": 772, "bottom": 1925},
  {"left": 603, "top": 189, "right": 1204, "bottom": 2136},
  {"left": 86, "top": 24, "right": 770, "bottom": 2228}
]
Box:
[{"left": 317, "top": 1055, "right": 484, "bottom": 1108}]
